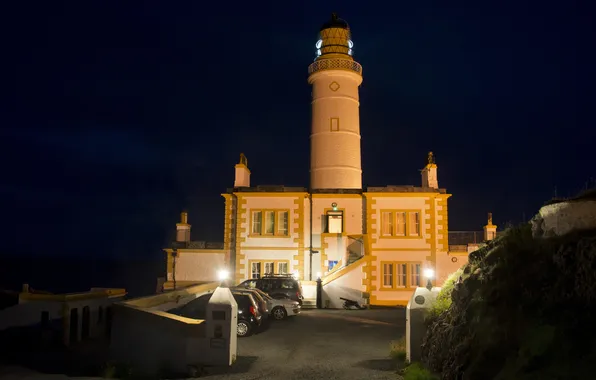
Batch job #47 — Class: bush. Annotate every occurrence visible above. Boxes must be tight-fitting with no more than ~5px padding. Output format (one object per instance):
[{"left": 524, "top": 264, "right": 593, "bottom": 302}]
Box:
[{"left": 426, "top": 267, "right": 464, "bottom": 322}]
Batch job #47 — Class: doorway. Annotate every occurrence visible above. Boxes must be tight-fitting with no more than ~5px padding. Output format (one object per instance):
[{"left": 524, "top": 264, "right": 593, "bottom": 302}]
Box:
[
  {"left": 82, "top": 306, "right": 90, "bottom": 339},
  {"left": 69, "top": 308, "right": 79, "bottom": 344}
]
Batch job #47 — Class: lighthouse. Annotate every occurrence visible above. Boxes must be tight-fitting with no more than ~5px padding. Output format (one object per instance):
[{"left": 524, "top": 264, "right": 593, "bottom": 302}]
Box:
[{"left": 308, "top": 13, "right": 363, "bottom": 190}]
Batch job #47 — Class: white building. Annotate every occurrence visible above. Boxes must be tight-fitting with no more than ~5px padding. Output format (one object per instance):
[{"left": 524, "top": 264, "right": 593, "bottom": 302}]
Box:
[{"left": 164, "top": 13, "right": 498, "bottom": 307}]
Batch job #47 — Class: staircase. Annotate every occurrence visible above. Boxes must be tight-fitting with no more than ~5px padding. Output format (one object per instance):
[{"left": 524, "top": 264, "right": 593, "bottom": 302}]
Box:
[
  {"left": 301, "top": 299, "right": 317, "bottom": 309},
  {"left": 347, "top": 249, "right": 361, "bottom": 265}
]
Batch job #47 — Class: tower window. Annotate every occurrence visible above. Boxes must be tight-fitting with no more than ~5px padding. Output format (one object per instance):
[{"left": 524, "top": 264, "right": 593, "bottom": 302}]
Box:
[{"left": 330, "top": 118, "right": 340, "bottom": 132}]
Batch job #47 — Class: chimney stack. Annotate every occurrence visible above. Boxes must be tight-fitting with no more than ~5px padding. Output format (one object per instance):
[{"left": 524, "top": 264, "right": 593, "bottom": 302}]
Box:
[
  {"left": 483, "top": 212, "right": 497, "bottom": 241},
  {"left": 421, "top": 151, "right": 438, "bottom": 189},
  {"left": 176, "top": 211, "right": 191, "bottom": 242},
  {"left": 234, "top": 153, "right": 251, "bottom": 188}
]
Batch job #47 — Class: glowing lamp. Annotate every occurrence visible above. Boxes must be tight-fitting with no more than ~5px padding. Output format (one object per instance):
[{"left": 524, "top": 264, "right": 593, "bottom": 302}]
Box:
[
  {"left": 293, "top": 270, "right": 300, "bottom": 279},
  {"left": 316, "top": 272, "right": 322, "bottom": 279},
  {"left": 423, "top": 269, "right": 435, "bottom": 279},
  {"left": 217, "top": 269, "right": 229, "bottom": 281},
  {"left": 423, "top": 268, "right": 435, "bottom": 290}
]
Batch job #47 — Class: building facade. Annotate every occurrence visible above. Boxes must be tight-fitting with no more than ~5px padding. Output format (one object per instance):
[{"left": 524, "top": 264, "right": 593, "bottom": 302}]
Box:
[{"left": 164, "top": 14, "right": 498, "bottom": 306}]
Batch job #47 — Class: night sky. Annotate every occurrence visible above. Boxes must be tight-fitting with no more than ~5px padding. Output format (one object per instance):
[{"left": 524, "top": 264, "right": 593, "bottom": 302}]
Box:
[{"left": 2, "top": 1, "right": 594, "bottom": 261}]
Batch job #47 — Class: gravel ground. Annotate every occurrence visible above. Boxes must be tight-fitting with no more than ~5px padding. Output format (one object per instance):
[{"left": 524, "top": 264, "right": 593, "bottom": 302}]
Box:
[{"left": 198, "top": 308, "right": 406, "bottom": 380}]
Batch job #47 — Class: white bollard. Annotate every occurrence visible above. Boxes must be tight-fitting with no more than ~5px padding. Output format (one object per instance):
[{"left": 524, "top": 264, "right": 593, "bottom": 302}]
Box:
[
  {"left": 205, "top": 286, "right": 238, "bottom": 366},
  {"left": 406, "top": 287, "right": 441, "bottom": 363}
]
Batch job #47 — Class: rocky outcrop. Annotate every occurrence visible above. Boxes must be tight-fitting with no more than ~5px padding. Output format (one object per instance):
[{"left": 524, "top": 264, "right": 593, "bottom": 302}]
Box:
[
  {"left": 531, "top": 199, "right": 596, "bottom": 238},
  {"left": 421, "top": 206, "right": 596, "bottom": 379}
]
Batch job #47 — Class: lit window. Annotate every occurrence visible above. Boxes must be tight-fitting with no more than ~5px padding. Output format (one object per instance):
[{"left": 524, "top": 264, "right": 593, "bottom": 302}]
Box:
[
  {"left": 409, "top": 212, "right": 420, "bottom": 236},
  {"left": 277, "top": 211, "right": 288, "bottom": 236},
  {"left": 264, "top": 211, "right": 275, "bottom": 234},
  {"left": 382, "top": 262, "right": 422, "bottom": 289},
  {"left": 250, "top": 210, "right": 290, "bottom": 236},
  {"left": 381, "top": 212, "right": 393, "bottom": 236},
  {"left": 251, "top": 211, "right": 262, "bottom": 235},
  {"left": 396, "top": 212, "right": 406, "bottom": 236},
  {"left": 382, "top": 263, "right": 393, "bottom": 287},
  {"left": 396, "top": 264, "right": 407, "bottom": 287},
  {"left": 251, "top": 262, "right": 261, "bottom": 279},
  {"left": 410, "top": 264, "right": 421, "bottom": 287}
]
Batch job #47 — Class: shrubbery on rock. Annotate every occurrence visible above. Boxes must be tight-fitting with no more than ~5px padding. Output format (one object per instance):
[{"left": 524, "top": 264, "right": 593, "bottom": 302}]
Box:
[{"left": 421, "top": 221, "right": 596, "bottom": 380}]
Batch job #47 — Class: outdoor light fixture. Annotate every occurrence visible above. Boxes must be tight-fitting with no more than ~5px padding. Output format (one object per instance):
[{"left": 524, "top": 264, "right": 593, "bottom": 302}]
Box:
[
  {"left": 217, "top": 269, "right": 229, "bottom": 282},
  {"left": 293, "top": 270, "right": 300, "bottom": 279},
  {"left": 423, "top": 268, "right": 435, "bottom": 291},
  {"left": 331, "top": 202, "right": 338, "bottom": 211},
  {"left": 316, "top": 272, "right": 322, "bottom": 279}
]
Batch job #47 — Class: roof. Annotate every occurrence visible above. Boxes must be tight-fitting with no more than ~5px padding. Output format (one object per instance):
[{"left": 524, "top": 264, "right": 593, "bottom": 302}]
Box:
[{"left": 320, "top": 13, "right": 349, "bottom": 31}]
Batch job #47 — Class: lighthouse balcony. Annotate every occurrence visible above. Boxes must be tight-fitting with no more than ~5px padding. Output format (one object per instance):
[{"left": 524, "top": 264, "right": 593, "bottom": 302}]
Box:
[{"left": 308, "top": 58, "right": 363, "bottom": 76}]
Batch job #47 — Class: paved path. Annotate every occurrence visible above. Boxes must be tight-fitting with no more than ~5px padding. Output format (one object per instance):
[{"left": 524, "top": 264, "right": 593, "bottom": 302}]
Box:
[{"left": 201, "top": 308, "right": 405, "bottom": 380}]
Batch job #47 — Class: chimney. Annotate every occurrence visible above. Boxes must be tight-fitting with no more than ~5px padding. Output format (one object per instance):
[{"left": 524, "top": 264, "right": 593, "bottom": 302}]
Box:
[
  {"left": 421, "top": 151, "right": 438, "bottom": 189},
  {"left": 483, "top": 212, "right": 497, "bottom": 241},
  {"left": 176, "top": 211, "right": 191, "bottom": 242},
  {"left": 234, "top": 153, "right": 251, "bottom": 188}
]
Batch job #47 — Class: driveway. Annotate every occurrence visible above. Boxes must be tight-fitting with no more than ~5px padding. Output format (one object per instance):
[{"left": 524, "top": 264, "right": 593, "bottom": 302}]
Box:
[{"left": 202, "top": 308, "right": 406, "bottom": 380}]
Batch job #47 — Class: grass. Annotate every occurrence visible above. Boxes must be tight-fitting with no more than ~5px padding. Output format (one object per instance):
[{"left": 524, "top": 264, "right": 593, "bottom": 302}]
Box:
[
  {"left": 390, "top": 338, "right": 438, "bottom": 379},
  {"left": 390, "top": 337, "right": 408, "bottom": 370},
  {"left": 403, "top": 362, "right": 438, "bottom": 380}
]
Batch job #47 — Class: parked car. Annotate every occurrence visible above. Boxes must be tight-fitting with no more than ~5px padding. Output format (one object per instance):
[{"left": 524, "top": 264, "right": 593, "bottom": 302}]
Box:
[
  {"left": 247, "top": 288, "right": 301, "bottom": 320},
  {"left": 169, "top": 291, "right": 262, "bottom": 337},
  {"left": 230, "top": 288, "right": 270, "bottom": 323},
  {"left": 238, "top": 274, "right": 304, "bottom": 305}
]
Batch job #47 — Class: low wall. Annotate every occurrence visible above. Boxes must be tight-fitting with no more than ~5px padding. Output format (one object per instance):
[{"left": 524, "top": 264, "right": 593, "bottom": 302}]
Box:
[{"left": 110, "top": 282, "right": 219, "bottom": 376}]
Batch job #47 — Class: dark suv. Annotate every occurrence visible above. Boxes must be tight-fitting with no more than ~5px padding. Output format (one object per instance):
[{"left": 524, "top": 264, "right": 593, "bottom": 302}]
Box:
[
  {"left": 238, "top": 274, "right": 304, "bottom": 305},
  {"left": 169, "top": 291, "right": 262, "bottom": 337}
]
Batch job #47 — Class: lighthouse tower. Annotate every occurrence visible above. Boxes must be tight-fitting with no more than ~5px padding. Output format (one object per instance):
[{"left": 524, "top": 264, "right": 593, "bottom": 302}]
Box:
[{"left": 308, "top": 13, "right": 363, "bottom": 190}]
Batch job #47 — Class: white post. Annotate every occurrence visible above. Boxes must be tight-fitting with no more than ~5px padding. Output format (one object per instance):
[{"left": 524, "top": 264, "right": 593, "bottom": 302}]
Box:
[{"left": 205, "top": 286, "right": 238, "bottom": 366}]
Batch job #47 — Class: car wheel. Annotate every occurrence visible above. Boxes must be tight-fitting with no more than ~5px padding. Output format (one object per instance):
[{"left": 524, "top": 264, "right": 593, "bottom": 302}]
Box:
[
  {"left": 237, "top": 321, "right": 252, "bottom": 337},
  {"left": 272, "top": 306, "right": 287, "bottom": 320}
]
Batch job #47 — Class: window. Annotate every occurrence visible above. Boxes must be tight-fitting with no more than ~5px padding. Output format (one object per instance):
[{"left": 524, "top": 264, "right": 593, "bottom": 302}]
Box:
[
  {"left": 381, "top": 212, "right": 393, "bottom": 236},
  {"left": 251, "top": 262, "right": 261, "bottom": 279},
  {"left": 328, "top": 260, "right": 339, "bottom": 271},
  {"left": 264, "top": 211, "right": 275, "bottom": 234},
  {"left": 250, "top": 210, "right": 290, "bottom": 236},
  {"left": 396, "top": 263, "right": 407, "bottom": 287},
  {"left": 380, "top": 210, "right": 422, "bottom": 237},
  {"left": 409, "top": 212, "right": 420, "bottom": 236},
  {"left": 330, "top": 117, "right": 340, "bottom": 132},
  {"left": 251, "top": 211, "right": 262, "bottom": 235},
  {"left": 410, "top": 264, "right": 421, "bottom": 287},
  {"left": 396, "top": 212, "right": 406, "bottom": 236},
  {"left": 381, "top": 262, "right": 423, "bottom": 289},
  {"left": 249, "top": 260, "right": 289, "bottom": 278},
  {"left": 382, "top": 263, "right": 393, "bottom": 286},
  {"left": 277, "top": 211, "right": 288, "bottom": 235}
]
